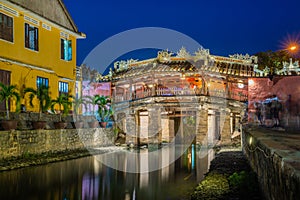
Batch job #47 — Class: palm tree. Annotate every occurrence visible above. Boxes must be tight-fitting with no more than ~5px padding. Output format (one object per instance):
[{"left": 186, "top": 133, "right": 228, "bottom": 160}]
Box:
[
  {"left": 0, "top": 83, "right": 20, "bottom": 120},
  {"left": 51, "top": 94, "right": 72, "bottom": 122},
  {"left": 73, "top": 96, "right": 87, "bottom": 121},
  {"left": 84, "top": 94, "right": 101, "bottom": 116},
  {"left": 98, "top": 106, "right": 113, "bottom": 122},
  {"left": 95, "top": 95, "right": 110, "bottom": 108},
  {"left": 24, "top": 85, "right": 51, "bottom": 120},
  {"left": 95, "top": 95, "right": 112, "bottom": 122}
]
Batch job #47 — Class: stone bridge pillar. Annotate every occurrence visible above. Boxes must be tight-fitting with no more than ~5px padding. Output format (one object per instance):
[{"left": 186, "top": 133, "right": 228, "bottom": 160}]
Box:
[
  {"left": 148, "top": 107, "right": 162, "bottom": 145},
  {"left": 196, "top": 107, "right": 208, "bottom": 144},
  {"left": 229, "top": 112, "right": 242, "bottom": 138},
  {"left": 207, "top": 109, "right": 220, "bottom": 145},
  {"left": 220, "top": 110, "right": 231, "bottom": 144},
  {"left": 161, "top": 114, "right": 174, "bottom": 143},
  {"left": 125, "top": 109, "right": 138, "bottom": 145},
  {"left": 207, "top": 110, "right": 215, "bottom": 145}
]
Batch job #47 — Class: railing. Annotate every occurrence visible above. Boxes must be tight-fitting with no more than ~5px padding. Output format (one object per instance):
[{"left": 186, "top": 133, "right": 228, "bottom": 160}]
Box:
[
  {"left": 156, "top": 87, "right": 195, "bottom": 96},
  {"left": 114, "top": 87, "right": 248, "bottom": 103}
]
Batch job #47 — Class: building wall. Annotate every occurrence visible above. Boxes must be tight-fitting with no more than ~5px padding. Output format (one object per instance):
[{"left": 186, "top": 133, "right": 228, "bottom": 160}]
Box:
[
  {"left": 0, "top": 1, "right": 81, "bottom": 112},
  {"left": 248, "top": 76, "right": 300, "bottom": 129}
]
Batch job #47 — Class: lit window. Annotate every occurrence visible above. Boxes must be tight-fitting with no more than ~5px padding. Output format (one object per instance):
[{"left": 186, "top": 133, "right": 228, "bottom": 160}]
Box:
[
  {"left": 36, "top": 76, "right": 48, "bottom": 88},
  {"left": 59, "top": 81, "right": 68, "bottom": 96},
  {"left": 25, "top": 23, "right": 38, "bottom": 51},
  {"left": 0, "top": 12, "right": 13, "bottom": 42},
  {"left": 61, "top": 39, "right": 72, "bottom": 61}
]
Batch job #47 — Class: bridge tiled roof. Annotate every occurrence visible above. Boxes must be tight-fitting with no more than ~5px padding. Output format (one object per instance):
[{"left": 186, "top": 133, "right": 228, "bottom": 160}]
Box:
[{"left": 112, "top": 56, "right": 257, "bottom": 81}]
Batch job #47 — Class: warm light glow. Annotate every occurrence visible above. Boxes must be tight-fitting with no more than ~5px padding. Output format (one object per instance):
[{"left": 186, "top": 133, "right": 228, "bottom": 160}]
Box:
[
  {"left": 248, "top": 79, "right": 254, "bottom": 85},
  {"left": 180, "top": 74, "right": 186, "bottom": 80},
  {"left": 290, "top": 45, "right": 297, "bottom": 51},
  {"left": 249, "top": 136, "right": 253, "bottom": 145},
  {"left": 237, "top": 83, "right": 244, "bottom": 89},
  {"left": 280, "top": 33, "right": 300, "bottom": 56}
]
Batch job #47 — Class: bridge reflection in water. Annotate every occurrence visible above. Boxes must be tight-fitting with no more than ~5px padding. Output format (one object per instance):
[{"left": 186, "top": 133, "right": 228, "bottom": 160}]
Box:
[{"left": 0, "top": 145, "right": 215, "bottom": 200}]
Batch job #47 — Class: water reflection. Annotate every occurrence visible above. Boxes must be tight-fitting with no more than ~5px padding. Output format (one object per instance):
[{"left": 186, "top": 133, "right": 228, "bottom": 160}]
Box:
[{"left": 0, "top": 145, "right": 215, "bottom": 200}]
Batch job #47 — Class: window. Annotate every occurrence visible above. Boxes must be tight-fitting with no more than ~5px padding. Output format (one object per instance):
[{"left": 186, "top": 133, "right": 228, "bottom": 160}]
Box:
[
  {"left": 61, "top": 39, "right": 72, "bottom": 61},
  {"left": 59, "top": 81, "right": 68, "bottom": 96},
  {"left": 36, "top": 76, "right": 48, "bottom": 88},
  {"left": 0, "top": 12, "right": 13, "bottom": 42},
  {"left": 25, "top": 23, "right": 38, "bottom": 51}
]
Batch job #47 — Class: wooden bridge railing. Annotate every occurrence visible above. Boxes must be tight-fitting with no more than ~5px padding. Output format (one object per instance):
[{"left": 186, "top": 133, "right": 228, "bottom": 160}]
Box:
[{"left": 114, "top": 87, "right": 247, "bottom": 103}]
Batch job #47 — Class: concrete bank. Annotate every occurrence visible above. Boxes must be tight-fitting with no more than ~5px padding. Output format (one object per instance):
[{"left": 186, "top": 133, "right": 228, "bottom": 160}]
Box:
[
  {"left": 0, "top": 128, "right": 115, "bottom": 171},
  {"left": 243, "top": 127, "right": 300, "bottom": 200}
]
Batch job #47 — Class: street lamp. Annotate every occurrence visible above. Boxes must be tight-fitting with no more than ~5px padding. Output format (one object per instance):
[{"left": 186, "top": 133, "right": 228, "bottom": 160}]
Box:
[
  {"left": 285, "top": 42, "right": 299, "bottom": 56},
  {"left": 289, "top": 45, "right": 297, "bottom": 51}
]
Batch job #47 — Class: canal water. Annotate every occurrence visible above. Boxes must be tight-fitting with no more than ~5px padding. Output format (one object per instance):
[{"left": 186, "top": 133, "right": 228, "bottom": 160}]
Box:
[{"left": 0, "top": 145, "right": 215, "bottom": 200}]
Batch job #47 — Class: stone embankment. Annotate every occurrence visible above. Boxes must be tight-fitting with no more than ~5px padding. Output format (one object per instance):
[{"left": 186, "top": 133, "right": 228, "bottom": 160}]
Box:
[
  {"left": 0, "top": 148, "right": 91, "bottom": 171},
  {"left": 0, "top": 128, "right": 115, "bottom": 171},
  {"left": 243, "top": 126, "right": 300, "bottom": 200}
]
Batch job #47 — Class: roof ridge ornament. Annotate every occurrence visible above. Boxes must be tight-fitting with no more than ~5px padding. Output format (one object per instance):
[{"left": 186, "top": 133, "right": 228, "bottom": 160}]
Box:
[
  {"left": 278, "top": 58, "right": 300, "bottom": 75},
  {"left": 157, "top": 49, "right": 173, "bottom": 61},
  {"left": 176, "top": 47, "right": 191, "bottom": 58},
  {"left": 194, "top": 47, "right": 210, "bottom": 62},
  {"left": 229, "top": 53, "right": 258, "bottom": 64},
  {"left": 114, "top": 59, "right": 138, "bottom": 72}
]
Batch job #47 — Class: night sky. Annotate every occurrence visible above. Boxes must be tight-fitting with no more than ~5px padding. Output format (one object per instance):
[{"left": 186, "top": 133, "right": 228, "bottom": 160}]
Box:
[{"left": 63, "top": 0, "right": 300, "bottom": 68}]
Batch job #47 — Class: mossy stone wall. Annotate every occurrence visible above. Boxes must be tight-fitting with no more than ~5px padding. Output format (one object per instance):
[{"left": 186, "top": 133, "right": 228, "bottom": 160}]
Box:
[{"left": 0, "top": 128, "right": 114, "bottom": 159}]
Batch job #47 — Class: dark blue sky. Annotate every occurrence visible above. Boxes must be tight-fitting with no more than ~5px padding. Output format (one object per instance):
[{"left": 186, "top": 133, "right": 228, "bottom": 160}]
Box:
[{"left": 63, "top": 0, "right": 300, "bottom": 66}]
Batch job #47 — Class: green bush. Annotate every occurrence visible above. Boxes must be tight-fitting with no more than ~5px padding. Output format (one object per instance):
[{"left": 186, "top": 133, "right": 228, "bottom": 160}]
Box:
[
  {"left": 192, "top": 172, "right": 230, "bottom": 200},
  {"left": 228, "top": 171, "right": 247, "bottom": 189}
]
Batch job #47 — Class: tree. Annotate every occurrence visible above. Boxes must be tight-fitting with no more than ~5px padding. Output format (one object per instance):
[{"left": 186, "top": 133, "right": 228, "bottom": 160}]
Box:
[
  {"left": 84, "top": 94, "right": 100, "bottom": 115},
  {"left": 73, "top": 96, "right": 87, "bottom": 121},
  {"left": 255, "top": 50, "right": 295, "bottom": 73},
  {"left": 24, "top": 85, "right": 51, "bottom": 119},
  {"left": 51, "top": 94, "right": 72, "bottom": 122},
  {"left": 0, "top": 83, "right": 20, "bottom": 120}
]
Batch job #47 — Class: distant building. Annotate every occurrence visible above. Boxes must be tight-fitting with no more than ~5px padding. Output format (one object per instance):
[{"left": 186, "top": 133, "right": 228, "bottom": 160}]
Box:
[{"left": 0, "top": 0, "right": 85, "bottom": 112}]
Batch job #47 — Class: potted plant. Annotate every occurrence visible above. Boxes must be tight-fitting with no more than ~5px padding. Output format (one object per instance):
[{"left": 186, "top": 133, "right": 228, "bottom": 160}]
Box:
[
  {"left": 0, "top": 83, "right": 20, "bottom": 130},
  {"left": 98, "top": 106, "right": 113, "bottom": 128},
  {"left": 84, "top": 94, "right": 101, "bottom": 128},
  {"left": 24, "top": 85, "right": 51, "bottom": 129},
  {"left": 71, "top": 96, "right": 87, "bottom": 129},
  {"left": 51, "top": 94, "right": 72, "bottom": 129},
  {"left": 96, "top": 95, "right": 112, "bottom": 128}
]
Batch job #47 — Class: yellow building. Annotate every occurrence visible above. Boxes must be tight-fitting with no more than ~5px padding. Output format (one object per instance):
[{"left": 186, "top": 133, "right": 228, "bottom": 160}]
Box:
[{"left": 0, "top": 0, "right": 85, "bottom": 112}]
